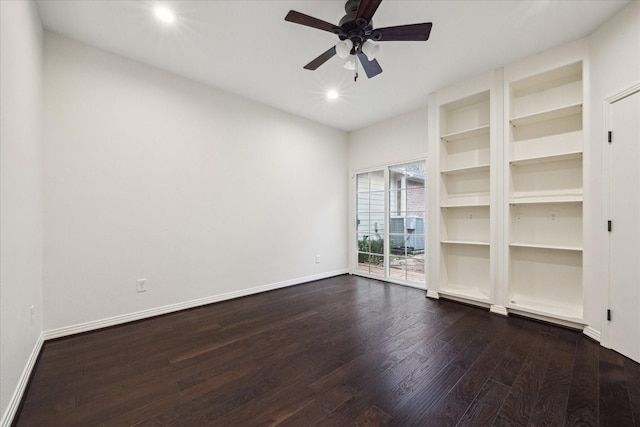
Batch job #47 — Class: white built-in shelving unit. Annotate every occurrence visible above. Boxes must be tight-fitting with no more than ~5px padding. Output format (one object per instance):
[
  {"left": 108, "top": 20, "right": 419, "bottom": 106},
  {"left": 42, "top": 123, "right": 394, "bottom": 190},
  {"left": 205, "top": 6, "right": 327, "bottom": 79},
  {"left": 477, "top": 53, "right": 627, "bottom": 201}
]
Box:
[
  {"left": 432, "top": 75, "right": 498, "bottom": 305},
  {"left": 428, "top": 50, "right": 587, "bottom": 327},
  {"left": 505, "top": 61, "right": 584, "bottom": 323}
]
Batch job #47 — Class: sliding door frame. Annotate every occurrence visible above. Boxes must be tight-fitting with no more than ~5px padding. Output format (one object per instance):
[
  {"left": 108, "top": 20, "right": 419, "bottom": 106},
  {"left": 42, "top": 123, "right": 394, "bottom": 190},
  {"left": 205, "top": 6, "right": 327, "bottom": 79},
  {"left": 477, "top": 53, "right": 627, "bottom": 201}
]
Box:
[{"left": 350, "top": 157, "right": 428, "bottom": 290}]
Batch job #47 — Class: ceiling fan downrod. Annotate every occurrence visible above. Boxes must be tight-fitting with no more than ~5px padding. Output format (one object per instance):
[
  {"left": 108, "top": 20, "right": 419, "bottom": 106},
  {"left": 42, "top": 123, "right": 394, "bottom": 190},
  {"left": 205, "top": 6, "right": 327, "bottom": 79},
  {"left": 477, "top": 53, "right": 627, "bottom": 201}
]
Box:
[{"left": 339, "top": 0, "right": 381, "bottom": 51}]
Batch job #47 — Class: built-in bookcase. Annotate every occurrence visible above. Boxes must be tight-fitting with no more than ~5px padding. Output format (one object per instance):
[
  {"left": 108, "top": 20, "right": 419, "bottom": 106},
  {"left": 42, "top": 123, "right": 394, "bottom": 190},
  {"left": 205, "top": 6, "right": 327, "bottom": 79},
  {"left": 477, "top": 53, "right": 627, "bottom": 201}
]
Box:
[
  {"left": 436, "top": 88, "right": 493, "bottom": 303},
  {"left": 505, "top": 61, "right": 584, "bottom": 323},
  {"left": 427, "top": 42, "right": 589, "bottom": 325},
  {"left": 429, "top": 52, "right": 587, "bottom": 326}
]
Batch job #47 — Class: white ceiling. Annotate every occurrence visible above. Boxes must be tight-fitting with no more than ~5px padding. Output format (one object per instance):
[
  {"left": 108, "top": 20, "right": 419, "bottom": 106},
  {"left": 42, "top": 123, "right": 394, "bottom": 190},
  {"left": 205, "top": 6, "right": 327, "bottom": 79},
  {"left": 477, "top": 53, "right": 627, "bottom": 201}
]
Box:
[{"left": 36, "top": 0, "right": 629, "bottom": 132}]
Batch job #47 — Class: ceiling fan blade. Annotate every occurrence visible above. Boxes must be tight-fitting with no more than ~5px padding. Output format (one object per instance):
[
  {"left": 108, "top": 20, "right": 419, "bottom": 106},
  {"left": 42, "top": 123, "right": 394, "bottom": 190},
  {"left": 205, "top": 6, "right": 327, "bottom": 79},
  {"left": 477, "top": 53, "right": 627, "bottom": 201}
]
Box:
[
  {"left": 376, "top": 23, "right": 433, "bottom": 41},
  {"left": 304, "top": 46, "right": 337, "bottom": 71},
  {"left": 357, "top": 52, "right": 383, "bottom": 78},
  {"left": 356, "top": 0, "right": 382, "bottom": 23},
  {"left": 285, "top": 10, "right": 341, "bottom": 34}
]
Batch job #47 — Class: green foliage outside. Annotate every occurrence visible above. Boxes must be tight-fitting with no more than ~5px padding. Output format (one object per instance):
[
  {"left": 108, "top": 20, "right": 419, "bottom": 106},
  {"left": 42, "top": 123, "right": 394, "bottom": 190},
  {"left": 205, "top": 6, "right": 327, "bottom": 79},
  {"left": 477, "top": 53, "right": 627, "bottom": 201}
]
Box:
[{"left": 357, "top": 237, "right": 389, "bottom": 264}]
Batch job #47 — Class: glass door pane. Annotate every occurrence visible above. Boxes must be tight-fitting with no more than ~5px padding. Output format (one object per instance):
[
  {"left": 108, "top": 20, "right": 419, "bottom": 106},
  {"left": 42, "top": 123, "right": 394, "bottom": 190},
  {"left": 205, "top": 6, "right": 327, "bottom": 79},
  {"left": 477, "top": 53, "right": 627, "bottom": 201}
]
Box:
[
  {"left": 388, "top": 162, "right": 426, "bottom": 283},
  {"left": 356, "top": 170, "right": 385, "bottom": 276}
]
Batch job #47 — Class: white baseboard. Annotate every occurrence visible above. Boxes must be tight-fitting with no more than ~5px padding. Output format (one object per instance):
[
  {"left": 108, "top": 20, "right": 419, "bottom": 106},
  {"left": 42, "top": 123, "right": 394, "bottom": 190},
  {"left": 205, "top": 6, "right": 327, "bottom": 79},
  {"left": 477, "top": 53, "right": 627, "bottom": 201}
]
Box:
[
  {"left": 1, "top": 333, "right": 44, "bottom": 427},
  {"left": 426, "top": 290, "right": 440, "bottom": 299},
  {"left": 43, "top": 269, "right": 348, "bottom": 340},
  {"left": 583, "top": 326, "right": 601, "bottom": 342},
  {"left": 490, "top": 305, "right": 508, "bottom": 316}
]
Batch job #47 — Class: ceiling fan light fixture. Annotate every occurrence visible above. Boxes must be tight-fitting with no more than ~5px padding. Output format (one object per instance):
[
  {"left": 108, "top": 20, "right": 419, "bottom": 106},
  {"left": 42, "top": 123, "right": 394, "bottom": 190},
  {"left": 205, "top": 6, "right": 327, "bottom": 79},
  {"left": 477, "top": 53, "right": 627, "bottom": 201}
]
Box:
[
  {"left": 335, "top": 39, "right": 353, "bottom": 59},
  {"left": 362, "top": 40, "right": 380, "bottom": 60},
  {"left": 344, "top": 56, "right": 356, "bottom": 70}
]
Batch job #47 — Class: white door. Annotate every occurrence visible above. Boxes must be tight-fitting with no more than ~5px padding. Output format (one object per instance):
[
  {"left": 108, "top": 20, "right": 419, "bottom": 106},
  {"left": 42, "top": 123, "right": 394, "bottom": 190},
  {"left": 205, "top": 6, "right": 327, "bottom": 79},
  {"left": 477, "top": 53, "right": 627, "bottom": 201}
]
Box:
[{"left": 609, "top": 89, "right": 640, "bottom": 363}]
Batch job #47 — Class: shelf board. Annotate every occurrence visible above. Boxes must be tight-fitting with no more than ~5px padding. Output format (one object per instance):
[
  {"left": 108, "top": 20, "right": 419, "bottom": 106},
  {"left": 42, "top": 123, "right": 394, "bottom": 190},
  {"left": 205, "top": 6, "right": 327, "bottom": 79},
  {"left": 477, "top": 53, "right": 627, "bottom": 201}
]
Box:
[
  {"left": 510, "top": 242, "right": 582, "bottom": 251},
  {"left": 511, "top": 62, "right": 582, "bottom": 93},
  {"left": 509, "top": 192, "right": 583, "bottom": 204},
  {"left": 441, "top": 164, "right": 490, "bottom": 175},
  {"left": 441, "top": 125, "right": 490, "bottom": 142},
  {"left": 442, "top": 192, "right": 490, "bottom": 207},
  {"left": 510, "top": 103, "right": 582, "bottom": 127},
  {"left": 441, "top": 204, "right": 490, "bottom": 210},
  {"left": 510, "top": 151, "right": 582, "bottom": 167},
  {"left": 507, "top": 298, "right": 584, "bottom": 324},
  {"left": 441, "top": 202, "right": 490, "bottom": 208},
  {"left": 439, "top": 286, "right": 491, "bottom": 303},
  {"left": 511, "top": 130, "right": 583, "bottom": 161},
  {"left": 441, "top": 240, "right": 490, "bottom": 246}
]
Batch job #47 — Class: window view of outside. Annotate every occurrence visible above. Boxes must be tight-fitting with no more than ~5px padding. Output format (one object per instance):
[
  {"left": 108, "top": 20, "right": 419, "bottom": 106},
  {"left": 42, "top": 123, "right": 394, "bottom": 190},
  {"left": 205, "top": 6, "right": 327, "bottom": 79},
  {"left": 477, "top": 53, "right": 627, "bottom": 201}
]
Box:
[
  {"left": 356, "top": 161, "right": 426, "bottom": 284},
  {"left": 356, "top": 170, "right": 385, "bottom": 276},
  {"left": 388, "top": 162, "right": 426, "bottom": 283}
]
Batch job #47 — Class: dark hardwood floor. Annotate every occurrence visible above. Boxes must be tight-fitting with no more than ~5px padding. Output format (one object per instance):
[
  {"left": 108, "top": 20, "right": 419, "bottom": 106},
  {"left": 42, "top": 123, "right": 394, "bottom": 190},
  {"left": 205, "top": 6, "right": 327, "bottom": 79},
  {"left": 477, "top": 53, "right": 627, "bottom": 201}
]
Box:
[{"left": 14, "top": 275, "right": 640, "bottom": 426}]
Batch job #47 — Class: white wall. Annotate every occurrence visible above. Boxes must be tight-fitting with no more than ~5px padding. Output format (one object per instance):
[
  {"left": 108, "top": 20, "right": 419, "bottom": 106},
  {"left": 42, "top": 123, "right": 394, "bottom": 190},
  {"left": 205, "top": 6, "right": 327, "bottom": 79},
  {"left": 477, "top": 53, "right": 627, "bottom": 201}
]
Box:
[
  {"left": 588, "top": 0, "right": 640, "bottom": 337},
  {"left": 348, "top": 108, "right": 428, "bottom": 172},
  {"left": 0, "top": 0, "right": 44, "bottom": 424},
  {"left": 43, "top": 33, "right": 348, "bottom": 332}
]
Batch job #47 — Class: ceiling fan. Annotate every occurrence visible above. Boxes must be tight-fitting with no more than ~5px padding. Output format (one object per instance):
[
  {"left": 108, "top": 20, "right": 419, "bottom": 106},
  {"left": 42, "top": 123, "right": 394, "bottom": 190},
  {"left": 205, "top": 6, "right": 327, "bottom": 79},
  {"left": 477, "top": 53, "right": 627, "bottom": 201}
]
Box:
[{"left": 285, "top": 0, "right": 433, "bottom": 81}]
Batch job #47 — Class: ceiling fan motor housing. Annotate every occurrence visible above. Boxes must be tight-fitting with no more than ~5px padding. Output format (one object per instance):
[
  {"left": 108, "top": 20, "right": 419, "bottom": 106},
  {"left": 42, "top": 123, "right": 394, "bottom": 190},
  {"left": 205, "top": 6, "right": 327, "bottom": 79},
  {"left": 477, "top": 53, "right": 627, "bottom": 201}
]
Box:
[{"left": 338, "top": 0, "right": 381, "bottom": 52}]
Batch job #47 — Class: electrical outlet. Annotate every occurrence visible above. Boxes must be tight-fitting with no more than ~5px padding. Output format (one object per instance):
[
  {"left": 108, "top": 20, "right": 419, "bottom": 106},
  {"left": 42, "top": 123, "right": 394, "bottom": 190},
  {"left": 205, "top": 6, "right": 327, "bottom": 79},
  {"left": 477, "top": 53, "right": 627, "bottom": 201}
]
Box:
[
  {"left": 468, "top": 213, "right": 473, "bottom": 220},
  {"left": 315, "top": 255, "right": 321, "bottom": 264},
  {"left": 549, "top": 211, "right": 559, "bottom": 222},
  {"left": 136, "top": 279, "right": 148, "bottom": 293}
]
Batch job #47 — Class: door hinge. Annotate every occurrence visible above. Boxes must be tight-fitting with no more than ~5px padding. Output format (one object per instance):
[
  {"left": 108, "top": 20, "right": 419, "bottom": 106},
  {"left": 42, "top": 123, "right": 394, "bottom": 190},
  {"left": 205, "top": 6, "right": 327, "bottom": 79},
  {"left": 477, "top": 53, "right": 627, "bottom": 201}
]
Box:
[
  {"left": 607, "top": 309, "right": 611, "bottom": 321},
  {"left": 608, "top": 220, "right": 612, "bottom": 232},
  {"left": 608, "top": 131, "right": 612, "bottom": 143}
]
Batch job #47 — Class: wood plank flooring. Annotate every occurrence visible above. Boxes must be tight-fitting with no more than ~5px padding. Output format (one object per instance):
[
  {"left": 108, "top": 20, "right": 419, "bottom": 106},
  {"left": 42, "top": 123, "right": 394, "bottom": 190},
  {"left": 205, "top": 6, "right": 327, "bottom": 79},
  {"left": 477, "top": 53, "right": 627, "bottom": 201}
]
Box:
[{"left": 13, "top": 275, "right": 640, "bottom": 426}]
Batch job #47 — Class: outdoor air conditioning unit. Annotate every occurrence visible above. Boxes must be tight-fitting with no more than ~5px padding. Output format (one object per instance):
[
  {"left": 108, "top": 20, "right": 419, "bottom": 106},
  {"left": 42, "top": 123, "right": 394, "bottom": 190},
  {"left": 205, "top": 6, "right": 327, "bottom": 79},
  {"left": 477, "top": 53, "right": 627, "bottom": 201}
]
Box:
[{"left": 389, "top": 216, "right": 425, "bottom": 254}]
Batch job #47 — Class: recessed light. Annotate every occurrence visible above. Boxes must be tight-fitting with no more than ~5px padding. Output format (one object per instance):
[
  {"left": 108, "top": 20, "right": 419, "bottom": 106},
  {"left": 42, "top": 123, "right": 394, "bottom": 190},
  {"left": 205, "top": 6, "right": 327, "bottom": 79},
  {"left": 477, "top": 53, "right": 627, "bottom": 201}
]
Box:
[
  {"left": 326, "top": 90, "right": 339, "bottom": 100},
  {"left": 154, "top": 6, "right": 176, "bottom": 24}
]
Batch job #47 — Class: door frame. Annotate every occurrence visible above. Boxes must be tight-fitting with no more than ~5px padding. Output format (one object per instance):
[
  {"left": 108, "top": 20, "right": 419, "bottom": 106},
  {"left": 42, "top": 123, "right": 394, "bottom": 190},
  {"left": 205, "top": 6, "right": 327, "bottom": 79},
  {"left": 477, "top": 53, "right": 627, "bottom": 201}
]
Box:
[
  {"left": 603, "top": 83, "right": 640, "bottom": 349},
  {"left": 351, "top": 157, "right": 428, "bottom": 290}
]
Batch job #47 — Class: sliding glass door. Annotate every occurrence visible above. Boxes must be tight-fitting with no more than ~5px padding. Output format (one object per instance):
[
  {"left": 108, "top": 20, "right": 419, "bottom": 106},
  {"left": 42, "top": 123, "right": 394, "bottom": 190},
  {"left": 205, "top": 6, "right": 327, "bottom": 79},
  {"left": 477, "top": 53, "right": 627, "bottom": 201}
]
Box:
[{"left": 355, "top": 161, "right": 426, "bottom": 286}]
